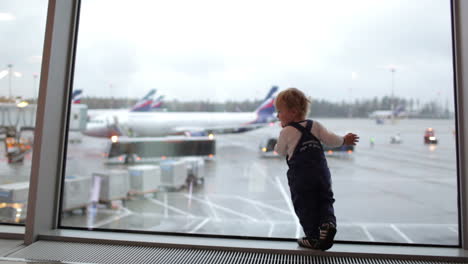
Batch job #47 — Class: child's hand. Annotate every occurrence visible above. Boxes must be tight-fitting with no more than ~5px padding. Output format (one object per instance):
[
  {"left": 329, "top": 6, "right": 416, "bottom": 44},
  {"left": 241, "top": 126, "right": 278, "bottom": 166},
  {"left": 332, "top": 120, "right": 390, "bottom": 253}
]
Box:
[{"left": 343, "top": 133, "right": 359, "bottom": 145}]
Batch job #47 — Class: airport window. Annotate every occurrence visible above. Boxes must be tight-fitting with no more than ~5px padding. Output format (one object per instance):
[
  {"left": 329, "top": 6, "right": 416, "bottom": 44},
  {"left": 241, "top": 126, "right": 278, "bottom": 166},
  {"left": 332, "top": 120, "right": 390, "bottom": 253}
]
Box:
[
  {"left": 0, "top": 0, "right": 48, "bottom": 226},
  {"left": 61, "top": 0, "right": 458, "bottom": 246}
]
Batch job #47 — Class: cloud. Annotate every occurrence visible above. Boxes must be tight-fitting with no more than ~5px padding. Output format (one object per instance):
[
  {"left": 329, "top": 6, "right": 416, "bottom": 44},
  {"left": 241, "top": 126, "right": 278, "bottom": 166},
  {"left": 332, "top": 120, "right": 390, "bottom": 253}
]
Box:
[{"left": 0, "top": 0, "right": 455, "bottom": 108}]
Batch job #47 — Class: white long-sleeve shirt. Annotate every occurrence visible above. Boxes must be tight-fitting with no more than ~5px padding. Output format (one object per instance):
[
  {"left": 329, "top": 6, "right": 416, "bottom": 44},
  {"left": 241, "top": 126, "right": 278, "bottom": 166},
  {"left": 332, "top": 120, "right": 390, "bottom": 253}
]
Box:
[{"left": 275, "top": 120, "right": 344, "bottom": 160}]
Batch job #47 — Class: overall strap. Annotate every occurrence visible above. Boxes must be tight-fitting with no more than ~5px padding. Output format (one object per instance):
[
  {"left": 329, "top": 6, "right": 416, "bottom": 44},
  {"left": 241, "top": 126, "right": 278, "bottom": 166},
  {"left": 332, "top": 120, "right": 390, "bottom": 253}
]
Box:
[
  {"left": 305, "top": 120, "right": 313, "bottom": 132},
  {"left": 287, "top": 120, "right": 313, "bottom": 135},
  {"left": 287, "top": 121, "right": 308, "bottom": 135}
]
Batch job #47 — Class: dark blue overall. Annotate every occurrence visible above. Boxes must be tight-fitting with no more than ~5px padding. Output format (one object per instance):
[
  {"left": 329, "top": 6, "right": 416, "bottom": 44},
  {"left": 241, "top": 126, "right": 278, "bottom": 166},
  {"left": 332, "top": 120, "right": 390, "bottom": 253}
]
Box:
[{"left": 286, "top": 120, "right": 336, "bottom": 239}]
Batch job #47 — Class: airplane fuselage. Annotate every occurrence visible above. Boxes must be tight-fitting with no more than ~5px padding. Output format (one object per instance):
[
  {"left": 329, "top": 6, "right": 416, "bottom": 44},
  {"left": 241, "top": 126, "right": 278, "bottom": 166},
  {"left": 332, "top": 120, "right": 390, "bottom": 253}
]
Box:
[{"left": 86, "top": 111, "right": 260, "bottom": 137}]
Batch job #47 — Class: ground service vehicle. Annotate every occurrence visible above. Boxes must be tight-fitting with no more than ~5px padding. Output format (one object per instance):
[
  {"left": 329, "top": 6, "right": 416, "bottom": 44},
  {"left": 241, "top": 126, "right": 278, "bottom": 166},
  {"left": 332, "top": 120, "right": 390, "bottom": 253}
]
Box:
[{"left": 424, "top": 128, "right": 438, "bottom": 144}]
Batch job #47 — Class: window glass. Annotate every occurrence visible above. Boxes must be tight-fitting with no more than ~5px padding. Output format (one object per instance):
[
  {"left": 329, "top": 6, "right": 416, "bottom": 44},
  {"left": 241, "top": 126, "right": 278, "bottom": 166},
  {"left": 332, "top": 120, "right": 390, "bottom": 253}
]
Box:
[
  {"left": 0, "top": 0, "right": 47, "bottom": 225},
  {"left": 62, "top": 0, "right": 457, "bottom": 245}
]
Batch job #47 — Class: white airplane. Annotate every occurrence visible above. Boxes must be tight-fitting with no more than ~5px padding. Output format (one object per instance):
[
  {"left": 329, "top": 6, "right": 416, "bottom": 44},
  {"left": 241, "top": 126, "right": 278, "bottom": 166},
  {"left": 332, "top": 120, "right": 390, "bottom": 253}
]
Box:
[
  {"left": 84, "top": 86, "right": 278, "bottom": 138},
  {"left": 82, "top": 89, "right": 157, "bottom": 120},
  {"left": 368, "top": 105, "right": 407, "bottom": 119}
]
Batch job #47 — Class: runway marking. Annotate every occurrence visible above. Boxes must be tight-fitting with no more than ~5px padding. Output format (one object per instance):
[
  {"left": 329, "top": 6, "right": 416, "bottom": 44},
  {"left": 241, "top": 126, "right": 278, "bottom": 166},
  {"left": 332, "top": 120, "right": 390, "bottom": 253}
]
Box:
[
  {"left": 205, "top": 196, "right": 220, "bottom": 221},
  {"left": 449, "top": 226, "right": 458, "bottom": 233},
  {"left": 274, "top": 176, "right": 300, "bottom": 238},
  {"left": 390, "top": 224, "right": 414, "bottom": 243},
  {"left": 90, "top": 208, "right": 132, "bottom": 228},
  {"left": 268, "top": 222, "right": 275, "bottom": 237},
  {"left": 164, "top": 193, "right": 168, "bottom": 218},
  {"left": 185, "top": 195, "right": 258, "bottom": 222},
  {"left": 339, "top": 222, "right": 458, "bottom": 227},
  {"left": 181, "top": 218, "right": 199, "bottom": 230},
  {"left": 360, "top": 225, "right": 375, "bottom": 242},
  {"left": 212, "top": 195, "right": 291, "bottom": 215},
  {"left": 189, "top": 218, "right": 211, "bottom": 233},
  {"left": 149, "top": 198, "right": 195, "bottom": 217},
  {"left": 243, "top": 197, "right": 276, "bottom": 237}
]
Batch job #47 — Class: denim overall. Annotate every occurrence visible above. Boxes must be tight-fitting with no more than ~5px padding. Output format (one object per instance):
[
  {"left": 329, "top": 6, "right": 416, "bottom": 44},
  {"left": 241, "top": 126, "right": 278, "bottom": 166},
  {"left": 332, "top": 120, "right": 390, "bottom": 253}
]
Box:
[{"left": 286, "top": 120, "right": 336, "bottom": 239}]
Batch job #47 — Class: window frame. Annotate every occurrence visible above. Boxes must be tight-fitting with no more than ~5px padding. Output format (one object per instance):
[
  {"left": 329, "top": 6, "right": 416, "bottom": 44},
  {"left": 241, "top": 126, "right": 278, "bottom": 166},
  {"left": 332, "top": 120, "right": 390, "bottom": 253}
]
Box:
[{"left": 17, "top": 0, "right": 468, "bottom": 250}]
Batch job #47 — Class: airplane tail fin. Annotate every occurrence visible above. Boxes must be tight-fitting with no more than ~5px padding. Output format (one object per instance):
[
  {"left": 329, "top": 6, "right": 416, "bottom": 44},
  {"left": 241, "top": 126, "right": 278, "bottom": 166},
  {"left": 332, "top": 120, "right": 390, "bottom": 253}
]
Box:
[
  {"left": 131, "top": 89, "right": 156, "bottom": 112},
  {"left": 253, "top": 86, "right": 278, "bottom": 123},
  {"left": 72, "top": 90, "right": 82, "bottom": 104},
  {"left": 393, "top": 105, "right": 405, "bottom": 116},
  {"left": 151, "top": 95, "right": 165, "bottom": 109}
]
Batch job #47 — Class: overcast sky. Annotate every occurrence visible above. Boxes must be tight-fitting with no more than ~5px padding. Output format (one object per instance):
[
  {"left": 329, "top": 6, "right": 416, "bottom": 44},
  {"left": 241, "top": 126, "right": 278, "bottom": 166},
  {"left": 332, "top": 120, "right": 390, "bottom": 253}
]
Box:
[{"left": 0, "top": 0, "right": 455, "bottom": 108}]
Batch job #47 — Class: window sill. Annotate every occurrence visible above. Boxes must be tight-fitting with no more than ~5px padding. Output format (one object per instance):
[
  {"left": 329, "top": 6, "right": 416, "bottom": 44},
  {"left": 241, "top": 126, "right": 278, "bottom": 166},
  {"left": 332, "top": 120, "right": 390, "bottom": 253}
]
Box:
[
  {"left": 37, "top": 229, "right": 468, "bottom": 262},
  {"left": 0, "top": 226, "right": 24, "bottom": 240}
]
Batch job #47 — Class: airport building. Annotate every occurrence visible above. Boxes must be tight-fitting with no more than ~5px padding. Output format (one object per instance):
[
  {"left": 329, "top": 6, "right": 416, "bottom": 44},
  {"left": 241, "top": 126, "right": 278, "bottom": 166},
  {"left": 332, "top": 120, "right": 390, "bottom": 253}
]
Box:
[{"left": 0, "top": 0, "right": 468, "bottom": 263}]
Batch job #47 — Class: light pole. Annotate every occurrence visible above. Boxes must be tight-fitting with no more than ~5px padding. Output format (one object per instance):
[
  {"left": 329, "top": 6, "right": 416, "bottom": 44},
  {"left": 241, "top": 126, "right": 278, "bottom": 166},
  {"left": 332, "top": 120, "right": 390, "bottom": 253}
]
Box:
[
  {"left": 4, "top": 64, "right": 22, "bottom": 100},
  {"left": 350, "top": 71, "right": 358, "bottom": 118},
  {"left": 390, "top": 67, "right": 396, "bottom": 123},
  {"left": 7, "top": 64, "right": 12, "bottom": 99},
  {"left": 33, "top": 73, "right": 38, "bottom": 102},
  {"left": 109, "top": 83, "right": 113, "bottom": 108}
]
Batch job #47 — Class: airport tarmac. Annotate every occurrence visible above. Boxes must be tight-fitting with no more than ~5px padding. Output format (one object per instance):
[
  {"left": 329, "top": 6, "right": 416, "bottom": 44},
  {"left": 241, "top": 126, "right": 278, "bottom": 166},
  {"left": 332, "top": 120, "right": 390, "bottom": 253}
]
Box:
[{"left": 0, "top": 118, "right": 459, "bottom": 246}]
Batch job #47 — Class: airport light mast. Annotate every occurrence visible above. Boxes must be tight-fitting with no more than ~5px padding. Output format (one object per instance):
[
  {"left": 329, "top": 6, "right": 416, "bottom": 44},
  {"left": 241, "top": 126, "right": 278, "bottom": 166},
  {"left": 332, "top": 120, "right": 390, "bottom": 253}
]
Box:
[
  {"left": 390, "top": 67, "right": 396, "bottom": 124},
  {"left": 33, "top": 73, "right": 38, "bottom": 101},
  {"left": 2, "top": 64, "right": 22, "bottom": 100},
  {"left": 7, "top": 64, "right": 12, "bottom": 99}
]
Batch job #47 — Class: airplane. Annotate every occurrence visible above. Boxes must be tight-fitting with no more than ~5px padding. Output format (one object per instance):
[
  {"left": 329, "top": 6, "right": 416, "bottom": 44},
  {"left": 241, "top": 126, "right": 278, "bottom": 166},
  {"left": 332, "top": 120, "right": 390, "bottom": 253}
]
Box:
[
  {"left": 130, "top": 89, "right": 157, "bottom": 112},
  {"left": 84, "top": 86, "right": 278, "bottom": 138},
  {"left": 85, "top": 89, "right": 157, "bottom": 119},
  {"left": 151, "top": 95, "right": 165, "bottom": 110},
  {"left": 368, "top": 105, "right": 407, "bottom": 120},
  {"left": 71, "top": 90, "right": 82, "bottom": 104}
]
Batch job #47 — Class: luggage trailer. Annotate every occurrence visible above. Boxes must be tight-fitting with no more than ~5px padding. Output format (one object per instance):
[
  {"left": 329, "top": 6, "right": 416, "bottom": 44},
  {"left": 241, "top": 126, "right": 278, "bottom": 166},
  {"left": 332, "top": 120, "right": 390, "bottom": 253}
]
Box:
[{"left": 105, "top": 136, "right": 216, "bottom": 164}]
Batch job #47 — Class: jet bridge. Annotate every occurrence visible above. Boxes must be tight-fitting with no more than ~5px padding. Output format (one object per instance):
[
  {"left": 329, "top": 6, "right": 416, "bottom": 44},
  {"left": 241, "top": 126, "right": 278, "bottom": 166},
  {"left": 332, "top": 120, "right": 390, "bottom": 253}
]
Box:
[
  {"left": 0, "top": 103, "right": 88, "bottom": 162},
  {"left": 0, "top": 103, "right": 36, "bottom": 129},
  {"left": 0, "top": 103, "right": 87, "bottom": 132}
]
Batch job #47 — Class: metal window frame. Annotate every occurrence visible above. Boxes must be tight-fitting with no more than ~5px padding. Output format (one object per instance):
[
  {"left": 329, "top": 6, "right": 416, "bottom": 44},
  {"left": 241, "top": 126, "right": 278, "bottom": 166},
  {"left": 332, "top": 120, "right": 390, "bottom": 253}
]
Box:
[
  {"left": 24, "top": 0, "right": 80, "bottom": 245},
  {"left": 453, "top": 0, "right": 468, "bottom": 250},
  {"left": 16, "top": 0, "right": 468, "bottom": 250}
]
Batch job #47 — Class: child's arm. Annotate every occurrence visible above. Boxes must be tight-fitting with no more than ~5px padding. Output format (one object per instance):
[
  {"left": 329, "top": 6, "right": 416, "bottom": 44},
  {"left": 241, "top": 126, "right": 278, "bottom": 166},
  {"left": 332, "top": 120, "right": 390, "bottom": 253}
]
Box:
[
  {"left": 274, "top": 127, "right": 293, "bottom": 156},
  {"left": 313, "top": 121, "right": 345, "bottom": 148}
]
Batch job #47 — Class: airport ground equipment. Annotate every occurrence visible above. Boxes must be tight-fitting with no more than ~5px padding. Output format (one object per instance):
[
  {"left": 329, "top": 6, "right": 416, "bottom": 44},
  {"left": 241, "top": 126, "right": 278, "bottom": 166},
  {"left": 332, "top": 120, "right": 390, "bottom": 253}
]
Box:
[
  {"left": 424, "top": 128, "right": 438, "bottom": 144},
  {"left": 3, "top": 127, "right": 34, "bottom": 163},
  {"left": 106, "top": 136, "right": 216, "bottom": 164},
  {"left": 0, "top": 182, "right": 29, "bottom": 223},
  {"left": 259, "top": 137, "right": 279, "bottom": 158},
  {"left": 0, "top": 182, "right": 29, "bottom": 203},
  {"left": 159, "top": 160, "right": 188, "bottom": 190},
  {"left": 128, "top": 165, "right": 161, "bottom": 193},
  {"left": 390, "top": 134, "right": 402, "bottom": 144},
  {"left": 180, "top": 157, "right": 205, "bottom": 185},
  {"left": 92, "top": 170, "right": 130, "bottom": 205},
  {"left": 62, "top": 176, "right": 92, "bottom": 212},
  {"left": 323, "top": 144, "right": 354, "bottom": 156}
]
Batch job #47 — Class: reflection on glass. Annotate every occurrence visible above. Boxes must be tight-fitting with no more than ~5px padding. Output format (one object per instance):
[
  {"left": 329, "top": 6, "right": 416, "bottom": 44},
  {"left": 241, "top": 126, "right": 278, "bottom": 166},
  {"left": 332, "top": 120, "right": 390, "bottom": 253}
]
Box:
[
  {"left": 0, "top": 0, "right": 48, "bottom": 224},
  {"left": 62, "top": 0, "right": 458, "bottom": 245}
]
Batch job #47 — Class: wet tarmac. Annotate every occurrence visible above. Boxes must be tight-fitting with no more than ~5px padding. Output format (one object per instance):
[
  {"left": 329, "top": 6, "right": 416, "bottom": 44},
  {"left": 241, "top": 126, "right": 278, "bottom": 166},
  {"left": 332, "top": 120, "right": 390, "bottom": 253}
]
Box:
[{"left": 0, "top": 118, "right": 459, "bottom": 245}]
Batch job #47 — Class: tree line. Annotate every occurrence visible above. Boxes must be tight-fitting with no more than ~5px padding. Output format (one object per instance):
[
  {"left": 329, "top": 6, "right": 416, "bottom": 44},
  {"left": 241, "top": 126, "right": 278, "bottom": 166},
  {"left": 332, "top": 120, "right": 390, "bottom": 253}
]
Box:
[{"left": 77, "top": 96, "right": 452, "bottom": 118}]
